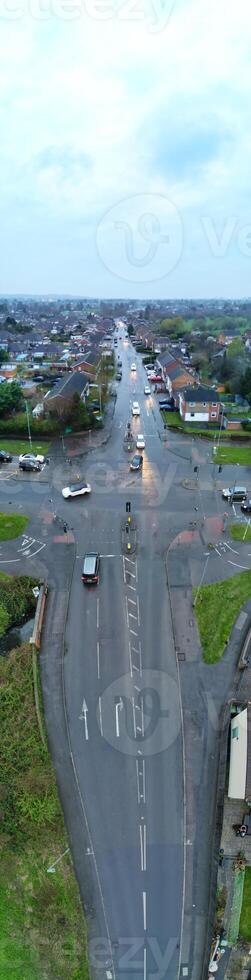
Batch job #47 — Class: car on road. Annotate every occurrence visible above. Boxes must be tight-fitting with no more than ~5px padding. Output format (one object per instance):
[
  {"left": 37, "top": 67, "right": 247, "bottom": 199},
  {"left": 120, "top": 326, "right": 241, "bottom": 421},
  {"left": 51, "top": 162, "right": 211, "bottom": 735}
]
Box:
[
  {"left": 148, "top": 375, "right": 163, "bottom": 383},
  {"left": 132, "top": 401, "right": 140, "bottom": 416},
  {"left": 241, "top": 500, "right": 251, "bottom": 513},
  {"left": 19, "top": 452, "right": 45, "bottom": 464},
  {"left": 159, "top": 402, "right": 175, "bottom": 411},
  {"left": 131, "top": 362, "right": 136, "bottom": 371},
  {"left": 130, "top": 453, "right": 143, "bottom": 471},
  {"left": 82, "top": 552, "right": 100, "bottom": 585},
  {"left": 62, "top": 481, "right": 91, "bottom": 499},
  {"left": 222, "top": 486, "right": 247, "bottom": 502},
  {"left": 19, "top": 459, "right": 41, "bottom": 472},
  {"left": 136, "top": 434, "right": 145, "bottom": 449},
  {"left": 144, "top": 385, "right": 151, "bottom": 395},
  {"left": 0, "top": 450, "right": 13, "bottom": 463},
  {"left": 116, "top": 372, "right": 122, "bottom": 381}
]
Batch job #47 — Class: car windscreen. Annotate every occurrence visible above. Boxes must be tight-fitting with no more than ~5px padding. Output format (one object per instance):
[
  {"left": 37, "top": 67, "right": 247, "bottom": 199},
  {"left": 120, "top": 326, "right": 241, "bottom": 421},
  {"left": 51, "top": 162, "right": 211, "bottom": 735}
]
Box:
[
  {"left": 69, "top": 483, "right": 86, "bottom": 492},
  {"left": 83, "top": 555, "right": 97, "bottom": 575}
]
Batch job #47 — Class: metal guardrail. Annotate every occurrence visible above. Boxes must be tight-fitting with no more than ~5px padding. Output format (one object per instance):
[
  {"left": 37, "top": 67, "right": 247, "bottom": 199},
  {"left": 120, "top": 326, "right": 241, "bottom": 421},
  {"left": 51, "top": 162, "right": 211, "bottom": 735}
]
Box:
[{"left": 29, "top": 582, "right": 48, "bottom": 650}]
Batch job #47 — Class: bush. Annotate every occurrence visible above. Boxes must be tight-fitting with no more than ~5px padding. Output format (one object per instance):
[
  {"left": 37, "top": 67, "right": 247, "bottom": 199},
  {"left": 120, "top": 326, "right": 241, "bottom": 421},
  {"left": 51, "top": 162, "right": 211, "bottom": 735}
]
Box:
[
  {"left": 0, "top": 574, "right": 37, "bottom": 637},
  {"left": 0, "top": 412, "right": 59, "bottom": 436}
]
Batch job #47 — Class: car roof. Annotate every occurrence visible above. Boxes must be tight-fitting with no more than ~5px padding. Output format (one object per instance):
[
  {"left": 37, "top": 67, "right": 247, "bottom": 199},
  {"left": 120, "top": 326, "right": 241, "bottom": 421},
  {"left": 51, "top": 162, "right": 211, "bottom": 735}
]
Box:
[
  {"left": 83, "top": 553, "right": 99, "bottom": 574},
  {"left": 69, "top": 482, "right": 87, "bottom": 491}
]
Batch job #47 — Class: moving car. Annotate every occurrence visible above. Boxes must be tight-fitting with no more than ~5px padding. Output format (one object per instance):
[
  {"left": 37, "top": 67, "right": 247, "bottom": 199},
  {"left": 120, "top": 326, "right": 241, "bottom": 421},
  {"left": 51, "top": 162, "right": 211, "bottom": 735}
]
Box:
[
  {"left": 132, "top": 401, "right": 140, "bottom": 416},
  {"left": 116, "top": 373, "right": 122, "bottom": 381},
  {"left": 19, "top": 452, "right": 45, "bottom": 464},
  {"left": 62, "top": 481, "right": 91, "bottom": 499},
  {"left": 222, "top": 486, "right": 247, "bottom": 502},
  {"left": 136, "top": 434, "right": 145, "bottom": 449},
  {"left": 82, "top": 552, "right": 100, "bottom": 585},
  {"left": 241, "top": 500, "right": 251, "bottom": 513},
  {"left": 130, "top": 453, "right": 143, "bottom": 471},
  {"left": 144, "top": 385, "right": 151, "bottom": 395},
  {"left": 131, "top": 362, "right": 136, "bottom": 371},
  {"left": 0, "top": 450, "right": 13, "bottom": 463},
  {"left": 19, "top": 459, "right": 41, "bottom": 472}
]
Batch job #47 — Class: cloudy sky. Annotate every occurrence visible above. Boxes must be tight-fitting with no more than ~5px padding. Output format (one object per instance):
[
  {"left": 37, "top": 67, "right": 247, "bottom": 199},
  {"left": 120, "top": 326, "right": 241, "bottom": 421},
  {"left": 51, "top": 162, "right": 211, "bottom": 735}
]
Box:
[{"left": 1, "top": 0, "right": 251, "bottom": 297}]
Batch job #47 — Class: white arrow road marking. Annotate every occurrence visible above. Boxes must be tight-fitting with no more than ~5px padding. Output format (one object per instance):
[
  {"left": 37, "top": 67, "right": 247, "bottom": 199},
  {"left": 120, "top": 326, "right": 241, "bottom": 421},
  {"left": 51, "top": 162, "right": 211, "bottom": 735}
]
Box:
[
  {"left": 79, "top": 699, "right": 89, "bottom": 740},
  {"left": 98, "top": 696, "right": 103, "bottom": 737},
  {"left": 115, "top": 698, "right": 123, "bottom": 737}
]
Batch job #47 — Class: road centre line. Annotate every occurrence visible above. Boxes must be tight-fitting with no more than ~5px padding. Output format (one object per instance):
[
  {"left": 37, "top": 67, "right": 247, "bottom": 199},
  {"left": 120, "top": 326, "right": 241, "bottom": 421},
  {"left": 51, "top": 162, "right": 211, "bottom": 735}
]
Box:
[
  {"left": 96, "top": 641, "right": 100, "bottom": 680},
  {"left": 143, "top": 891, "right": 147, "bottom": 931},
  {"left": 128, "top": 642, "right": 133, "bottom": 677},
  {"left": 140, "top": 823, "right": 147, "bottom": 872},
  {"left": 128, "top": 612, "right": 138, "bottom": 621},
  {"left": 144, "top": 946, "right": 147, "bottom": 980},
  {"left": 136, "top": 759, "right": 141, "bottom": 803},
  {"left": 127, "top": 597, "right": 137, "bottom": 606},
  {"left": 97, "top": 597, "right": 100, "bottom": 630},
  {"left": 127, "top": 584, "right": 137, "bottom": 591},
  {"left": 98, "top": 696, "right": 103, "bottom": 737},
  {"left": 132, "top": 698, "right": 137, "bottom": 738}
]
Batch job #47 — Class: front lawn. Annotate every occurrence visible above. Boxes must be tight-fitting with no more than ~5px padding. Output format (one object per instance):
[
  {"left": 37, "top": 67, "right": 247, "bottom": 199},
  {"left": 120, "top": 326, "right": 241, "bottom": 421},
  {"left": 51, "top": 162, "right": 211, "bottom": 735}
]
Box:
[
  {"left": 230, "top": 524, "right": 251, "bottom": 542},
  {"left": 193, "top": 569, "right": 251, "bottom": 663},
  {"left": 239, "top": 867, "right": 251, "bottom": 941},
  {"left": 0, "top": 643, "right": 89, "bottom": 980},
  {"left": 0, "top": 439, "right": 50, "bottom": 455},
  {"left": 0, "top": 512, "right": 28, "bottom": 540},
  {"left": 214, "top": 445, "right": 251, "bottom": 465}
]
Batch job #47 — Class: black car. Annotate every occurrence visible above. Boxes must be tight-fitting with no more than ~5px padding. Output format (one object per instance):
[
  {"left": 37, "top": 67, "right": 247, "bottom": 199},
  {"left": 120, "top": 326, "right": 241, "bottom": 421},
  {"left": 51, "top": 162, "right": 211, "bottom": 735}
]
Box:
[
  {"left": 241, "top": 500, "right": 251, "bottom": 513},
  {"left": 19, "top": 459, "right": 41, "bottom": 472},
  {"left": 130, "top": 454, "right": 143, "bottom": 471},
  {"left": 159, "top": 403, "right": 175, "bottom": 411},
  {"left": 0, "top": 450, "right": 13, "bottom": 463}
]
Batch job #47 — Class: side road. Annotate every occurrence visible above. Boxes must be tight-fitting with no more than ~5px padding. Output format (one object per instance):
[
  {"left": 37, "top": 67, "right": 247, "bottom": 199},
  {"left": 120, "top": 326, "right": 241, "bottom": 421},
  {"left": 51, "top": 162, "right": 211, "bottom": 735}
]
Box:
[{"left": 39, "top": 540, "right": 114, "bottom": 980}]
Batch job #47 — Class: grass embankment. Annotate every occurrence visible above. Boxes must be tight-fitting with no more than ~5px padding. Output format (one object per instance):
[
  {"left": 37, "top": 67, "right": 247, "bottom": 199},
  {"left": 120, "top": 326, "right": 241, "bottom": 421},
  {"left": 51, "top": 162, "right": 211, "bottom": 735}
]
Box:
[
  {"left": 239, "top": 868, "right": 251, "bottom": 941},
  {"left": 0, "top": 642, "right": 89, "bottom": 980},
  {"left": 214, "top": 445, "right": 251, "bottom": 465},
  {"left": 163, "top": 413, "right": 251, "bottom": 440},
  {"left": 230, "top": 524, "right": 251, "bottom": 542},
  {"left": 193, "top": 569, "right": 251, "bottom": 663},
  {"left": 0, "top": 572, "right": 37, "bottom": 637},
  {"left": 0, "top": 440, "right": 50, "bottom": 455},
  {"left": 0, "top": 512, "right": 28, "bottom": 540}
]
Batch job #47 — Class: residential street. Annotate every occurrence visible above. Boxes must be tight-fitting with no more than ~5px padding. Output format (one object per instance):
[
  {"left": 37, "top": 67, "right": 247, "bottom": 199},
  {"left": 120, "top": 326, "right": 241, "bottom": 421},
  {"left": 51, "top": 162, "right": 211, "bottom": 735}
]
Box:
[{"left": 1, "top": 334, "right": 250, "bottom": 979}]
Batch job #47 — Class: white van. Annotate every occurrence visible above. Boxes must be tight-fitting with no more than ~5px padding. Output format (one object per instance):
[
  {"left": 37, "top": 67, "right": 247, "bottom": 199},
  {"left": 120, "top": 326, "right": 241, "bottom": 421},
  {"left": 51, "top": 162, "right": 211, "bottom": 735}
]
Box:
[{"left": 132, "top": 401, "right": 140, "bottom": 416}]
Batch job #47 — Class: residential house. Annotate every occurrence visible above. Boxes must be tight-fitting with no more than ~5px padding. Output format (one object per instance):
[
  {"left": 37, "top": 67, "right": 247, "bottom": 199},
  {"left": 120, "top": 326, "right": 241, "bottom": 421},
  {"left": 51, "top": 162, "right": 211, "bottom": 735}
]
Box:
[
  {"left": 0, "top": 363, "right": 17, "bottom": 379},
  {"left": 72, "top": 349, "right": 100, "bottom": 377},
  {"left": 156, "top": 350, "right": 195, "bottom": 395},
  {"left": 44, "top": 371, "right": 89, "bottom": 419},
  {"left": 179, "top": 385, "right": 220, "bottom": 423}
]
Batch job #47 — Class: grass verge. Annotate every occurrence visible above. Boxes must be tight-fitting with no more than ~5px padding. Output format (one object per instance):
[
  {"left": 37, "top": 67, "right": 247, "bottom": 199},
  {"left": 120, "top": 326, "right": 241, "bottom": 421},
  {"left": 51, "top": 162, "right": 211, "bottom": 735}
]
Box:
[
  {"left": 0, "top": 571, "right": 37, "bottom": 637},
  {"left": 0, "top": 642, "right": 89, "bottom": 980},
  {"left": 239, "top": 867, "right": 251, "bottom": 941},
  {"left": 214, "top": 445, "right": 251, "bottom": 465},
  {"left": 193, "top": 569, "right": 251, "bottom": 663},
  {"left": 0, "top": 512, "right": 28, "bottom": 540},
  {"left": 228, "top": 870, "right": 245, "bottom": 945},
  {"left": 230, "top": 524, "right": 251, "bottom": 542},
  {"left": 0, "top": 440, "right": 50, "bottom": 455}
]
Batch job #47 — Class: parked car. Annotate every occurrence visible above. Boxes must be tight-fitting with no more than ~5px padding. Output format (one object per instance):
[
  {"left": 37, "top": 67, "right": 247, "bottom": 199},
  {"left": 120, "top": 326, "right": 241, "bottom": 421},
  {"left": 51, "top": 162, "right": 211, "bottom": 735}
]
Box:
[
  {"left": 159, "top": 403, "right": 175, "bottom": 411},
  {"left": 0, "top": 450, "right": 13, "bottom": 463},
  {"left": 62, "top": 481, "right": 91, "bottom": 499},
  {"left": 19, "top": 452, "right": 45, "bottom": 464},
  {"left": 131, "top": 363, "right": 136, "bottom": 372},
  {"left": 136, "top": 434, "right": 145, "bottom": 449},
  {"left": 241, "top": 500, "right": 251, "bottom": 513},
  {"left": 144, "top": 385, "right": 151, "bottom": 395},
  {"left": 130, "top": 453, "right": 143, "bottom": 471},
  {"left": 19, "top": 459, "right": 41, "bottom": 472},
  {"left": 132, "top": 401, "right": 140, "bottom": 416},
  {"left": 116, "top": 373, "right": 122, "bottom": 381},
  {"left": 222, "top": 486, "right": 247, "bottom": 502},
  {"left": 148, "top": 375, "right": 162, "bottom": 383},
  {"left": 82, "top": 552, "right": 100, "bottom": 585}
]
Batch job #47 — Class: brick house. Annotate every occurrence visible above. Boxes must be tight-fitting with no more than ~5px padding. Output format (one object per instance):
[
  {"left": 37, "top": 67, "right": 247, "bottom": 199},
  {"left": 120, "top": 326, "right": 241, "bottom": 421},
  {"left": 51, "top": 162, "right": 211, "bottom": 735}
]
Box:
[
  {"left": 156, "top": 350, "right": 195, "bottom": 395},
  {"left": 44, "top": 371, "right": 89, "bottom": 419},
  {"left": 179, "top": 385, "right": 220, "bottom": 423},
  {"left": 71, "top": 349, "right": 100, "bottom": 377}
]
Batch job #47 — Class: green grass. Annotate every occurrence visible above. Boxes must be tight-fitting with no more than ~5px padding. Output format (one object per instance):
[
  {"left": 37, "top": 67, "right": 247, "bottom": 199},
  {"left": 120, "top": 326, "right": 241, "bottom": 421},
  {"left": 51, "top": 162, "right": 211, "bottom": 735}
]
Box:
[
  {"left": 230, "top": 524, "right": 251, "bottom": 541},
  {"left": 0, "top": 643, "right": 89, "bottom": 979},
  {"left": 214, "top": 445, "right": 251, "bottom": 465},
  {"left": 239, "top": 867, "right": 251, "bottom": 941},
  {"left": 0, "top": 439, "right": 50, "bottom": 455},
  {"left": 228, "top": 870, "right": 245, "bottom": 945},
  {"left": 0, "top": 512, "right": 28, "bottom": 540},
  {"left": 0, "top": 571, "right": 37, "bottom": 637},
  {"left": 193, "top": 569, "right": 251, "bottom": 663}
]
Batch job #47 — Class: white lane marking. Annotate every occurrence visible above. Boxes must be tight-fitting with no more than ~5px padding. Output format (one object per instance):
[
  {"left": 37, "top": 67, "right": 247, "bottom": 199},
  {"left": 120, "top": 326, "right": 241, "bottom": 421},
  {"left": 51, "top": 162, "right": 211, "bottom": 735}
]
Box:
[
  {"left": 141, "top": 698, "right": 145, "bottom": 737},
  {"left": 79, "top": 698, "right": 89, "bottom": 740},
  {"left": 115, "top": 698, "right": 123, "bottom": 737},
  {"left": 142, "top": 759, "right": 146, "bottom": 803},
  {"left": 136, "top": 595, "right": 140, "bottom": 626},
  {"left": 127, "top": 584, "right": 137, "bottom": 591},
  {"left": 214, "top": 547, "right": 221, "bottom": 556},
  {"left": 129, "top": 628, "right": 138, "bottom": 637},
  {"left": 125, "top": 597, "right": 129, "bottom": 628},
  {"left": 98, "top": 696, "right": 103, "bottom": 737},
  {"left": 228, "top": 559, "right": 249, "bottom": 570},
  {"left": 232, "top": 504, "right": 236, "bottom": 516},
  {"left": 97, "top": 641, "right": 100, "bottom": 680},
  {"left": 128, "top": 642, "right": 133, "bottom": 677},
  {"left": 97, "top": 597, "right": 99, "bottom": 630},
  {"left": 224, "top": 541, "right": 239, "bottom": 554},
  {"left": 128, "top": 597, "right": 137, "bottom": 606},
  {"left": 143, "top": 891, "right": 147, "bottom": 931},
  {"left": 140, "top": 823, "right": 147, "bottom": 871},
  {"left": 132, "top": 697, "right": 137, "bottom": 738},
  {"left": 144, "top": 946, "right": 147, "bottom": 980},
  {"left": 136, "top": 759, "right": 141, "bottom": 804},
  {"left": 129, "top": 612, "right": 138, "bottom": 621}
]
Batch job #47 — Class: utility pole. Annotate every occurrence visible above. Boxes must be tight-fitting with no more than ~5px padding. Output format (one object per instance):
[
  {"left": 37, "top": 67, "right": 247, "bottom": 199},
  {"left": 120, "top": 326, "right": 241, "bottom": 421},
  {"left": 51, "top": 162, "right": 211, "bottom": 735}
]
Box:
[{"left": 25, "top": 400, "right": 32, "bottom": 451}]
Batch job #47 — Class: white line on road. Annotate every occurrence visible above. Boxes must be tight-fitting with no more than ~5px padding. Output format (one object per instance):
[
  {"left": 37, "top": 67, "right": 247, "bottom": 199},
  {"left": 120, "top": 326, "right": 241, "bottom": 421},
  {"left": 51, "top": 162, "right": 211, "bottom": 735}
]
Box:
[
  {"left": 144, "top": 946, "right": 147, "bottom": 980},
  {"left": 98, "top": 696, "right": 103, "bottom": 737},
  {"left": 79, "top": 699, "right": 89, "bottom": 740},
  {"left": 127, "top": 584, "right": 137, "bottom": 591},
  {"left": 129, "top": 628, "right": 138, "bottom": 637},
  {"left": 136, "top": 595, "right": 140, "bottom": 626},
  {"left": 142, "top": 759, "right": 146, "bottom": 803},
  {"left": 223, "top": 541, "right": 239, "bottom": 554},
  {"left": 127, "top": 597, "right": 137, "bottom": 607},
  {"left": 228, "top": 559, "right": 249, "bottom": 570},
  {"left": 132, "top": 697, "right": 137, "bottom": 738},
  {"left": 97, "top": 641, "right": 100, "bottom": 680},
  {"left": 136, "top": 759, "right": 140, "bottom": 803},
  {"left": 115, "top": 698, "right": 123, "bottom": 737},
  {"left": 97, "top": 597, "right": 99, "bottom": 630},
  {"left": 128, "top": 641, "right": 133, "bottom": 677},
  {"left": 142, "top": 891, "right": 147, "bottom": 931},
  {"left": 140, "top": 823, "right": 147, "bottom": 871}
]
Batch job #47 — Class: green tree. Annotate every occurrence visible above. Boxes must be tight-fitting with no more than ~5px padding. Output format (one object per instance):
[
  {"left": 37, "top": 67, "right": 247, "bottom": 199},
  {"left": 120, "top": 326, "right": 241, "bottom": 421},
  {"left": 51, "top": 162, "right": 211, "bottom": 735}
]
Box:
[
  {"left": 70, "top": 393, "right": 89, "bottom": 429},
  {"left": 227, "top": 337, "right": 244, "bottom": 357},
  {"left": 127, "top": 324, "right": 134, "bottom": 336},
  {"left": 0, "top": 381, "right": 23, "bottom": 417},
  {"left": 0, "top": 349, "right": 9, "bottom": 364}
]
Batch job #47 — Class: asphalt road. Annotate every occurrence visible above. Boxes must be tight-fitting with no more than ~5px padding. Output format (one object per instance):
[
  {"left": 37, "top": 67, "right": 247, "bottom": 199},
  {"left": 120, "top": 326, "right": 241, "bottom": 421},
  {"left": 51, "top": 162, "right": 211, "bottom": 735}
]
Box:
[{"left": 1, "top": 329, "right": 251, "bottom": 980}]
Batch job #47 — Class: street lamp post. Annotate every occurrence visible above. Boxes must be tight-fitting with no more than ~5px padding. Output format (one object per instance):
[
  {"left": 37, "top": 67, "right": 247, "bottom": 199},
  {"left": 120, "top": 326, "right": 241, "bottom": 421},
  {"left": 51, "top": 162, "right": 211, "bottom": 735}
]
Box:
[{"left": 25, "top": 400, "right": 32, "bottom": 451}]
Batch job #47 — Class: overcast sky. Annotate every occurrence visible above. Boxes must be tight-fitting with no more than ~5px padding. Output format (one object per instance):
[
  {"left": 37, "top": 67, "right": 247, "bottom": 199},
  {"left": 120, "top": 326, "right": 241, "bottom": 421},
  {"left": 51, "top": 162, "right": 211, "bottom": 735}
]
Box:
[{"left": 1, "top": 0, "right": 251, "bottom": 298}]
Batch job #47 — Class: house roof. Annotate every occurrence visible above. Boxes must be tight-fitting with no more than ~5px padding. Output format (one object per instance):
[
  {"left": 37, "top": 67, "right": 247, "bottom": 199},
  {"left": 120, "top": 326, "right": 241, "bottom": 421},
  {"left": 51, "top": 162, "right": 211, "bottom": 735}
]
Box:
[
  {"left": 180, "top": 385, "right": 220, "bottom": 402},
  {"left": 44, "top": 371, "right": 89, "bottom": 402}
]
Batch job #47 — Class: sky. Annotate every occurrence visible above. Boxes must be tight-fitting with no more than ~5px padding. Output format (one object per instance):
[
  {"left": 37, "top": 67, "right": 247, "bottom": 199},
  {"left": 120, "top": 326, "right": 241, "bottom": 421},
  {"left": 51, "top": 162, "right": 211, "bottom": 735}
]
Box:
[{"left": 1, "top": 0, "right": 251, "bottom": 298}]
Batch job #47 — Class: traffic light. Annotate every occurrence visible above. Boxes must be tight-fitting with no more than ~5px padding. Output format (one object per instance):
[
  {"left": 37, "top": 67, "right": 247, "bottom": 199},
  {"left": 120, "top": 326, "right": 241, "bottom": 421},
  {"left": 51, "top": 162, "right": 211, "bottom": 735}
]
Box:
[
  {"left": 126, "top": 501, "right": 131, "bottom": 513},
  {"left": 218, "top": 465, "right": 222, "bottom": 473},
  {"left": 194, "top": 466, "right": 198, "bottom": 473}
]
